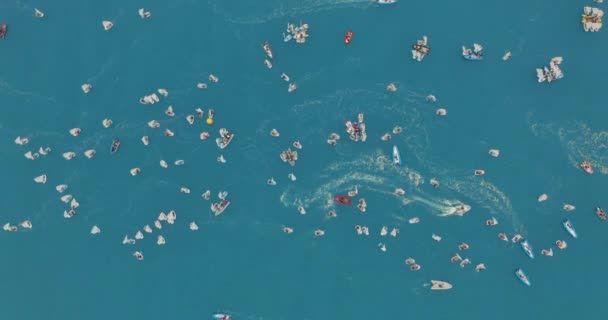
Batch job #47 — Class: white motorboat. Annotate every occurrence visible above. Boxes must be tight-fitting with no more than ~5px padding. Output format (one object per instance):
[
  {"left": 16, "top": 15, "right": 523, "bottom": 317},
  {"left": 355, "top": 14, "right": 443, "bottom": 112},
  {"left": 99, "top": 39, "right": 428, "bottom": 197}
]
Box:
[
  {"left": 211, "top": 200, "right": 231, "bottom": 216},
  {"left": 430, "top": 280, "right": 452, "bottom": 290}
]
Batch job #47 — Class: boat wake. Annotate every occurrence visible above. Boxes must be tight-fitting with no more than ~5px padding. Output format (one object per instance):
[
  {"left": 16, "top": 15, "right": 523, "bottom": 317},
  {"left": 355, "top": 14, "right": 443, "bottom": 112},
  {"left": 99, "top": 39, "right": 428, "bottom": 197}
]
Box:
[
  {"left": 528, "top": 113, "right": 608, "bottom": 174},
  {"left": 442, "top": 176, "right": 519, "bottom": 228},
  {"left": 280, "top": 150, "right": 463, "bottom": 214},
  {"left": 209, "top": 0, "right": 371, "bottom": 25}
]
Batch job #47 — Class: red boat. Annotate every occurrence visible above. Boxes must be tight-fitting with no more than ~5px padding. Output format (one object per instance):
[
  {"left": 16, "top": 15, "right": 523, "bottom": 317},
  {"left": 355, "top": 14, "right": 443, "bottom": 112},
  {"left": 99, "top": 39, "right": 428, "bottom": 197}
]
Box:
[
  {"left": 0, "top": 23, "right": 7, "bottom": 39},
  {"left": 344, "top": 30, "right": 354, "bottom": 45},
  {"left": 334, "top": 195, "right": 352, "bottom": 205}
]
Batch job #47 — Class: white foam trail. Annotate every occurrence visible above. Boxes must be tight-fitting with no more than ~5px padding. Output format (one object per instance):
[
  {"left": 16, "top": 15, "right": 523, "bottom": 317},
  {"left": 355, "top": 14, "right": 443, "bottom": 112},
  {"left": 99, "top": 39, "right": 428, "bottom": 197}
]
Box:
[
  {"left": 209, "top": 0, "right": 370, "bottom": 25},
  {"left": 528, "top": 113, "right": 608, "bottom": 174},
  {"left": 442, "top": 177, "right": 519, "bottom": 227}
]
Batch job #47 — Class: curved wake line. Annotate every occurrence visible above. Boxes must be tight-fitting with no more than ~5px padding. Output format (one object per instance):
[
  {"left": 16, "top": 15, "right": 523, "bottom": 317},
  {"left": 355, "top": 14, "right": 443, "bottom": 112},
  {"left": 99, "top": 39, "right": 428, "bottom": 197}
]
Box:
[
  {"left": 209, "top": 0, "right": 371, "bottom": 25},
  {"left": 277, "top": 148, "right": 517, "bottom": 230},
  {"left": 527, "top": 112, "right": 608, "bottom": 174}
]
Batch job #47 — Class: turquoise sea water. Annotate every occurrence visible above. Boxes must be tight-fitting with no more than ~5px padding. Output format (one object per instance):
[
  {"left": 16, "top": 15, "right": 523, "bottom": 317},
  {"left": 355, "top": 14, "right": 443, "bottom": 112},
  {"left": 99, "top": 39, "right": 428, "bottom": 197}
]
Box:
[{"left": 1, "top": 0, "right": 608, "bottom": 319}]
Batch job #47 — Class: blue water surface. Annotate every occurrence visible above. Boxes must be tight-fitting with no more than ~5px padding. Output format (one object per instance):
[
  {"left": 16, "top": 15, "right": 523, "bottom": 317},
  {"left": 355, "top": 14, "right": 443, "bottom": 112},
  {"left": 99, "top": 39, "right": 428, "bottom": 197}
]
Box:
[{"left": 1, "top": 0, "right": 607, "bottom": 319}]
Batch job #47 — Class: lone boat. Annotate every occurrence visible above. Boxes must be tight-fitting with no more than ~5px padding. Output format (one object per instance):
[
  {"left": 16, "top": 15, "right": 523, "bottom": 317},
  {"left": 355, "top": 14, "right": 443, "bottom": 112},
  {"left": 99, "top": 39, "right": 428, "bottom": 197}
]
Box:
[
  {"left": 580, "top": 160, "right": 594, "bottom": 174},
  {"left": 375, "top": 0, "right": 397, "bottom": 4},
  {"left": 212, "top": 314, "right": 231, "bottom": 320},
  {"left": 515, "top": 268, "right": 531, "bottom": 286},
  {"left": 520, "top": 239, "right": 535, "bottom": 259},
  {"left": 211, "top": 200, "right": 230, "bottom": 216},
  {"left": 462, "top": 43, "right": 483, "bottom": 61},
  {"left": 334, "top": 195, "right": 352, "bottom": 205},
  {"left": 262, "top": 41, "right": 273, "bottom": 59},
  {"left": 392, "top": 145, "right": 401, "bottom": 165},
  {"left": 430, "top": 280, "right": 453, "bottom": 290},
  {"left": 110, "top": 139, "right": 120, "bottom": 154},
  {"left": 0, "top": 23, "right": 7, "bottom": 39},
  {"left": 344, "top": 30, "right": 354, "bottom": 44},
  {"left": 597, "top": 207, "right": 607, "bottom": 221},
  {"left": 562, "top": 219, "right": 578, "bottom": 238}
]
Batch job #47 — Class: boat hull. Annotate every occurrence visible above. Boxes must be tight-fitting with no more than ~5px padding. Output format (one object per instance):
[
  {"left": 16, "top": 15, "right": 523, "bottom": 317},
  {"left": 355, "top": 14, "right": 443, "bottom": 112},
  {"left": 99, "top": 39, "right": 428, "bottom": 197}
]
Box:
[
  {"left": 0, "top": 23, "right": 7, "bottom": 39},
  {"left": 212, "top": 201, "right": 230, "bottom": 216},
  {"left": 375, "top": 0, "right": 397, "bottom": 4},
  {"left": 430, "top": 280, "right": 453, "bottom": 290},
  {"left": 110, "top": 139, "right": 120, "bottom": 154},
  {"left": 392, "top": 146, "right": 401, "bottom": 165},
  {"left": 344, "top": 31, "right": 353, "bottom": 44},
  {"left": 334, "top": 195, "right": 352, "bottom": 205},
  {"left": 515, "top": 268, "right": 531, "bottom": 286},
  {"left": 520, "top": 239, "right": 535, "bottom": 259},
  {"left": 463, "top": 54, "right": 483, "bottom": 61},
  {"left": 562, "top": 219, "right": 578, "bottom": 238},
  {"left": 216, "top": 134, "right": 234, "bottom": 149}
]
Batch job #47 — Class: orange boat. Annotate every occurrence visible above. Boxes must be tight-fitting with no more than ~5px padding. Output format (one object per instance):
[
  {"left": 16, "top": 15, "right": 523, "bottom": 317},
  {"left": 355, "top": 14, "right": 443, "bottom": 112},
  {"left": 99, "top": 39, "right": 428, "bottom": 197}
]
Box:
[
  {"left": 344, "top": 30, "right": 354, "bottom": 45},
  {"left": 0, "top": 23, "right": 7, "bottom": 39}
]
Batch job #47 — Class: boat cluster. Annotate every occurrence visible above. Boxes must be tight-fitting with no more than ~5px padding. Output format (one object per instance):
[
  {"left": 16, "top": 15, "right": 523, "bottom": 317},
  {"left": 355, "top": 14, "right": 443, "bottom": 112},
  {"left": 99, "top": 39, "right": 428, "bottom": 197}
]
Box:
[
  {"left": 411, "top": 35, "right": 430, "bottom": 62},
  {"left": 582, "top": 6, "right": 604, "bottom": 32},
  {"left": 536, "top": 57, "right": 564, "bottom": 83},
  {"left": 462, "top": 43, "right": 484, "bottom": 61},
  {"left": 345, "top": 113, "right": 367, "bottom": 142},
  {"left": 139, "top": 89, "right": 166, "bottom": 104},
  {"left": 3, "top": 220, "right": 32, "bottom": 232},
  {"left": 215, "top": 128, "right": 234, "bottom": 150},
  {"left": 326, "top": 132, "right": 341, "bottom": 146},
  {"left": 211, "top": 192, "right": 231, "bottom": 216},
  {"left": 280, "top": 148, "right": 299, "bottom": 166},
  {"left": 283, "top": 22, "right": 310, "bottom": 44},
  {"left": 260, "top": 42, "right": 297, "bottom": 93}
]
